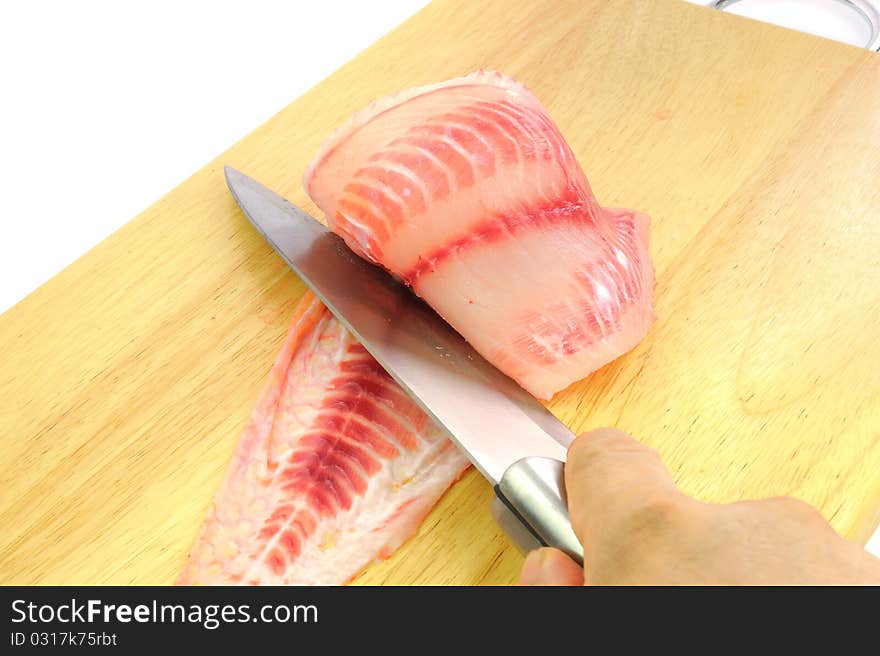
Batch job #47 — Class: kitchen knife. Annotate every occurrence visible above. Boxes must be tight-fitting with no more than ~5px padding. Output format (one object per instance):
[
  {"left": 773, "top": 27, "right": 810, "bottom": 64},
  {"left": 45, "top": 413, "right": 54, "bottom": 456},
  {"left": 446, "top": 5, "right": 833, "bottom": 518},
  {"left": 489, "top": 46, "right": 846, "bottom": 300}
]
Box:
[{"left": 224, "top": 166, "right": 584, "bottom": 564}]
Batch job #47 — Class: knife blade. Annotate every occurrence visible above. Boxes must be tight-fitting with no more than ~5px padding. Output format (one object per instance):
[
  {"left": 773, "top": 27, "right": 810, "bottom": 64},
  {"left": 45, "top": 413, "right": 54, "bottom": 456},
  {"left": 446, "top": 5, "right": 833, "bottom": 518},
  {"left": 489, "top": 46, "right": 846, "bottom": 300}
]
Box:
[{"left": 224, "top": 165, "right": 583, "bottom": 562}]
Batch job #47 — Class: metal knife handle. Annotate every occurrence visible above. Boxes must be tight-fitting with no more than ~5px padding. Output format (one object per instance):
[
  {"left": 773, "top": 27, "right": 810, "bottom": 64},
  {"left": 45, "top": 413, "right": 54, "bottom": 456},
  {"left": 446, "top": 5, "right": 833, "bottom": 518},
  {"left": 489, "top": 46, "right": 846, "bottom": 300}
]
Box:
[
  {"left": 491, "top": 497, "right": 544, "bottom": 555},
  {"left": 493, "top": 456, "right": 584, "bottom": 565}
]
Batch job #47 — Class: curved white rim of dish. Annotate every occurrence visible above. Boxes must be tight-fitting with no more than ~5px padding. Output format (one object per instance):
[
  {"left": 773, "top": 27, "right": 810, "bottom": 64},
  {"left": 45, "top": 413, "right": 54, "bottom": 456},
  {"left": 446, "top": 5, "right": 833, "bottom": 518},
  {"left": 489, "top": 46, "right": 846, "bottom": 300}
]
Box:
[{"left": 712, "top": 0, "right": 880, "bottom": 50}]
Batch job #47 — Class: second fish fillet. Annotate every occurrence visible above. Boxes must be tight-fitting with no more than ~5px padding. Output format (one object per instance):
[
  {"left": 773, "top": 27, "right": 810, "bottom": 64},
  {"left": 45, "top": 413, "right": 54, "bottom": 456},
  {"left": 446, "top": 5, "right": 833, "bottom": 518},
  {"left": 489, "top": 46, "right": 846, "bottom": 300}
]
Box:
[
  {"left": 305, "top": 70, "right": 655, "bottom": 400},
  {"left": 179, "top": 292, "right": 470, "bottom": 585}
]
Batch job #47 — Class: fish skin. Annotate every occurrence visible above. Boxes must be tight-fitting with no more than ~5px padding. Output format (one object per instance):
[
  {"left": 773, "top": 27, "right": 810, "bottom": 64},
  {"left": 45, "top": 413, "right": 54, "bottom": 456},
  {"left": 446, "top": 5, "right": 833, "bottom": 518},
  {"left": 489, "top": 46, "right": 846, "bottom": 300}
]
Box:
[
  {"left": 304, "top": 70, "right": 655, "bottom": 400},
  {"left": 178, "top": 292, "right": 470, "bottom": 585}
]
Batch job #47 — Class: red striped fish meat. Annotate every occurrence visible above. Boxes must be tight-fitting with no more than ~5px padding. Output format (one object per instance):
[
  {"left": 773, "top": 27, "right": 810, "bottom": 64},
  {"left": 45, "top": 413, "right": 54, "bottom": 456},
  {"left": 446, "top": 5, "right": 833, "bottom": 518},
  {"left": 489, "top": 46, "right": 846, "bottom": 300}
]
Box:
[
  {"left": 179, "top": 292, "right": 470, "bottom": 585},
  {"left": 304, "top": 70, "right": 655, "bottom": 400}
]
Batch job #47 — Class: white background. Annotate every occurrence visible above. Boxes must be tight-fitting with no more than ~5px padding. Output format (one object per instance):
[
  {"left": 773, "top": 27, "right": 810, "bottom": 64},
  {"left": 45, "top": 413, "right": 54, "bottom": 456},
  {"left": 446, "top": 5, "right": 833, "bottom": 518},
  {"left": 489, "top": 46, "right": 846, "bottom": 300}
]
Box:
[
  {"left": 0, "top": 0, "right": 430, "bottom": 314},
  {"left": 1, "top": 0, "right": 878, "bottom": 557}
]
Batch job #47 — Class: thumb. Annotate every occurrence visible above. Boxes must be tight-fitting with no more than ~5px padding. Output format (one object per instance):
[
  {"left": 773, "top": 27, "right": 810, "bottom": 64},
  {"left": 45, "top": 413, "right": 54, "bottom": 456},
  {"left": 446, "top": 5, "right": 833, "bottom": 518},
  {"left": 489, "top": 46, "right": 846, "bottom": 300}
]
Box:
[
  {"left": 565, "top": 428, "right": 683, "bottom": 556},
  {"left": 519, "top": 547, "right": 584, "bottom": 586}
]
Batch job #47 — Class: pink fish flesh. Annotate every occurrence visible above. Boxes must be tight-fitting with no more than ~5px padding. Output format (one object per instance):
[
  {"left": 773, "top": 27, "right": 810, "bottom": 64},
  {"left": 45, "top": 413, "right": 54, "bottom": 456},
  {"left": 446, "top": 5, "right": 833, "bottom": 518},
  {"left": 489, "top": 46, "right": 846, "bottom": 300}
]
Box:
[
  {"left": 179, "top": 292, "right": 470, "bottom": 585},
  {"left": 304, "top": 70, "right": 655, "bottom": 400}
]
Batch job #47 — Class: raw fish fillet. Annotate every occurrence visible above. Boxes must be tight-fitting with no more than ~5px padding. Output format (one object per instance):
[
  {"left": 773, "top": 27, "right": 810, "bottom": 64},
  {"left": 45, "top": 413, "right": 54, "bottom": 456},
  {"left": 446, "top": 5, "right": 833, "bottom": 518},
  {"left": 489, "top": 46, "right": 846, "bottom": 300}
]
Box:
[
  {"left": 305, "top": 71, "right": 655, "bottom": 399},
  {"left": 179, "top": 292, "right": 470, "bottom": 585}
]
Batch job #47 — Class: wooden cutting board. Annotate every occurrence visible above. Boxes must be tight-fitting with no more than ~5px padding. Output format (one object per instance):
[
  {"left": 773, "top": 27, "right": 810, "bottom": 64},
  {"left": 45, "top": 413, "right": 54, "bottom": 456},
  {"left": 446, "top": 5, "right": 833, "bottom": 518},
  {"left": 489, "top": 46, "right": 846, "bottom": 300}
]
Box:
[{"left": 2, "top": 0, "right": 879, "bottom": 586}]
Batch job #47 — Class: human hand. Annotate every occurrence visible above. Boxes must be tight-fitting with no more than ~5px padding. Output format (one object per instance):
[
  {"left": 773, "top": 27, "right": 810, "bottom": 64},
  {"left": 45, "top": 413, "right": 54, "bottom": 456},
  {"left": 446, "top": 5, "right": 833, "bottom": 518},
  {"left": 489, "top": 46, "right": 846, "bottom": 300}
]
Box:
[{"left": 519, "top": 428, "right": 880, "bottom": 585}]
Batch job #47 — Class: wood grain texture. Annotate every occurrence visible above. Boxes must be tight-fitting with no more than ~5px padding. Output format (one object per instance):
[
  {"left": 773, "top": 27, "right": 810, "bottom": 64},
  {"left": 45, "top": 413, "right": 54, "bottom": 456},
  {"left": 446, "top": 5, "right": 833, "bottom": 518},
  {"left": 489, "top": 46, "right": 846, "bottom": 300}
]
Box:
[{"left": 1, "top": 0, "right": 879, "bottom": 586}]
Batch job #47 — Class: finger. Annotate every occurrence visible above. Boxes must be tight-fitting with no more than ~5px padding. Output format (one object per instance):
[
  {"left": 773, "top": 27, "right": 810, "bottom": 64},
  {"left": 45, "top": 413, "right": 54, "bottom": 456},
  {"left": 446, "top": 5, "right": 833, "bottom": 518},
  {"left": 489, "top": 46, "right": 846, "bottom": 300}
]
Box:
[
  {"left": 565, "top": 428, "right": 683, "bottom": 552},
  {"left": 519, "top": 547, "right": 584, "bottom": 586}
]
